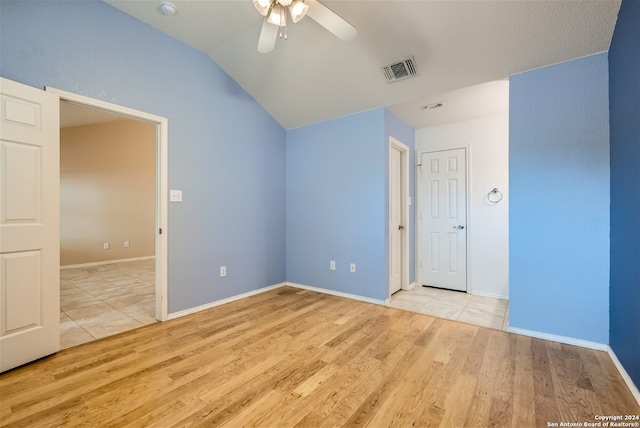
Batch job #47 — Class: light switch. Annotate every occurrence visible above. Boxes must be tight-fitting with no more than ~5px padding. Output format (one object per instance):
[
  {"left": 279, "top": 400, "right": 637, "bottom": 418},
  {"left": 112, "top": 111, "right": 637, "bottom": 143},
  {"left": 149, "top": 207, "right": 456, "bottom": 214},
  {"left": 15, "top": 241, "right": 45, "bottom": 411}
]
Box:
[{"left": 170, "top": 189, "right": 183, "bottom": 202}]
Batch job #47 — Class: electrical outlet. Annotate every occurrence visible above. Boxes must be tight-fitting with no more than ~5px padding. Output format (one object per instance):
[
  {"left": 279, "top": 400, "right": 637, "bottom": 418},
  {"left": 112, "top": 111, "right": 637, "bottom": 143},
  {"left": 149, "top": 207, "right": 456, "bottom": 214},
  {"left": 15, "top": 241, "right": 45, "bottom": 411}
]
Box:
[
  {"left": 124, "top": 241, "right": 130, "bottom": 248},
  {"left": 170, "top": 189, "right": 183, "bottom": 202},
  {"left": 220, "top": 266, "right": 227, "bottom": 277},
  {"left": 103, "top": 242, "right": 109, "bottom": 250},
  {"left": 350, "top": 263, "right": 356, "bottom": 273},
  {"left": 330, "top": 261, "right": 336, "bottom": 271}
]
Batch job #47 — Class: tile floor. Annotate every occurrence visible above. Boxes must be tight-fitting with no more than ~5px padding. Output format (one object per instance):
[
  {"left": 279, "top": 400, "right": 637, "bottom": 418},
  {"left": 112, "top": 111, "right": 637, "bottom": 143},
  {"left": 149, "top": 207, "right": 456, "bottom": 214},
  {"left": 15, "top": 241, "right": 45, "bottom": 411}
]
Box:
[
  {"left": 60, "top": 259, "right": 157, "bottom": 350},
  {"left": 388, "top": 285, "right": 509, "bottom": 330}
]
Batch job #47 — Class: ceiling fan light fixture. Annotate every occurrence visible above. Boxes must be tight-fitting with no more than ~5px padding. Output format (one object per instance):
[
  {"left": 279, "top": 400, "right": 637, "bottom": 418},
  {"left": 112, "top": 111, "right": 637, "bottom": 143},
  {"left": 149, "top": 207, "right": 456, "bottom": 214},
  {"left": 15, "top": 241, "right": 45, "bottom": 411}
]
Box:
[
  {"left": 253, "top": 0, "right": 272, "bottom": 16},
  {"left": 289, "top": 0, "right": 309, "bottom": 23},
  {"left": 267, "top": 3, "right": 287, "bottom": 26},
  {"left": 255, "top": 0, "right": 356, "bottom": 52}
]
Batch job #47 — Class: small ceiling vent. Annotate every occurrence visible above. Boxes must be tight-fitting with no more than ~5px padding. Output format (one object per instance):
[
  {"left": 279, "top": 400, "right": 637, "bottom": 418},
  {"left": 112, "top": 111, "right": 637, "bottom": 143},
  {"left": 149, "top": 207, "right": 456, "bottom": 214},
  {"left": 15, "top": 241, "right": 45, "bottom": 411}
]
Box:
[{"left": 382, "top": 56, "right": 419, "bottom": 84}]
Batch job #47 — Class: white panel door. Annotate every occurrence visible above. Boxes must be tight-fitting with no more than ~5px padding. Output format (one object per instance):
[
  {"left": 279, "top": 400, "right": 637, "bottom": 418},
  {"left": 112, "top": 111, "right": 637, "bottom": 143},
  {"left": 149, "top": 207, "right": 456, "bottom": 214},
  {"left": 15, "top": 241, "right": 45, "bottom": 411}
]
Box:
[
  {"left": 389, "top": 145, "right": 402, "bottom": 295},
  {"left": 0, "top": 78, "right": 60, "bottom": 372},
  {"left": 419, "top": 148, "right": 467, "bottom": 291}
]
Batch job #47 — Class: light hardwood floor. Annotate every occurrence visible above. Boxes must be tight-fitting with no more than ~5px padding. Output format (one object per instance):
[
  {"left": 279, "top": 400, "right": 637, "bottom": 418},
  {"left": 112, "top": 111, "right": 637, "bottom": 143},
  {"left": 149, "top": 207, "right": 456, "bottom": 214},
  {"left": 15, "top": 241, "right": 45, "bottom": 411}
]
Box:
[{"left": 1, "top": 287, "right": 638, "bottom": 427}]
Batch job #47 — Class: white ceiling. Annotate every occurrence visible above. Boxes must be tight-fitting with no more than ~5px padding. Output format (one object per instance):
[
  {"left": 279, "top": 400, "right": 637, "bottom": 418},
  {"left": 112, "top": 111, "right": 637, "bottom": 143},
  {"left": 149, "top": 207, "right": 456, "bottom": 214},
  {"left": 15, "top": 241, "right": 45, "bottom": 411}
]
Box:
[
  {"left": 60, "top": 101, "right": 131, "bottom": 128},
  {"left": 104, "top": 0, "right": 620, "bottom": 130}
]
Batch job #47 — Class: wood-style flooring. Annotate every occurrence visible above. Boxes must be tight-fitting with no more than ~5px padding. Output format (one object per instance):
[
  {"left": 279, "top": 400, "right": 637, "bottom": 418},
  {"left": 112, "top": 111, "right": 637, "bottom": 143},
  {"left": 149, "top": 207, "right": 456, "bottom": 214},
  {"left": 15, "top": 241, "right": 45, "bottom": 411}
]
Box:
[{"left": 1, "top": 287, "right": 638, "bottom": 427}]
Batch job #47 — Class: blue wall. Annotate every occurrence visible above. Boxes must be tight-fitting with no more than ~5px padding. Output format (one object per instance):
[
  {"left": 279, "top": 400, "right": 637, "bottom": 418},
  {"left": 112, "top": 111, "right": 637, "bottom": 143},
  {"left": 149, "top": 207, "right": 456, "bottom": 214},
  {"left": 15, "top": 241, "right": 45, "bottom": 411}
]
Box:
[
  {"left": 609, "top": 0, "right": 640, "bottom": 386},
  {"left": 0, "top": 0, "right": 286, "bottom": 313},
  {"left": 286, "top": 109, "right": 388, "bottom": 300},
  {"left": 509, "top": 53, "right": 610, "bottom": 344},
  {"left": 286, "top": 109, "right": 415, "bottom": 301}
]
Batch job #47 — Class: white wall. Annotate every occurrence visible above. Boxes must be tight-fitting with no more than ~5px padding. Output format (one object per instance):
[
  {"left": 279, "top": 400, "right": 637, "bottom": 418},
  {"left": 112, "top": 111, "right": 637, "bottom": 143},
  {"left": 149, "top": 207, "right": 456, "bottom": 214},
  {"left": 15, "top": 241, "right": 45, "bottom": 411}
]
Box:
[{"left": 416, "top": 113, "right": 509, "bottom": 299}]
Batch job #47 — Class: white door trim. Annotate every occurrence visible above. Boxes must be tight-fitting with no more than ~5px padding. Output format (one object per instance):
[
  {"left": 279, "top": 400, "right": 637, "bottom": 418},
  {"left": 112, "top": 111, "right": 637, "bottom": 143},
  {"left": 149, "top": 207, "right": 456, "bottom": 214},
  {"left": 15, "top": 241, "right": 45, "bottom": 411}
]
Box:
[
  {"left": 389, "top": 137, "right": 410, "bottom": 297},
  {"left": 416, "top": 145, "right": 472, "bottom": 293},
  {"left": 46, "top": 87, "right": 169, "bottom": 321}
]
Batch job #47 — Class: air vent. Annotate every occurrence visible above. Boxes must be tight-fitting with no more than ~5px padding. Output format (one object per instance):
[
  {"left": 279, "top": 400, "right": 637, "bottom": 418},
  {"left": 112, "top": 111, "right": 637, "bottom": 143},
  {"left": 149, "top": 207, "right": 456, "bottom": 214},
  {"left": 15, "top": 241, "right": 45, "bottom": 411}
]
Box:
[{"left": 382, "top": 56, "right": 419, "bottom": 84}]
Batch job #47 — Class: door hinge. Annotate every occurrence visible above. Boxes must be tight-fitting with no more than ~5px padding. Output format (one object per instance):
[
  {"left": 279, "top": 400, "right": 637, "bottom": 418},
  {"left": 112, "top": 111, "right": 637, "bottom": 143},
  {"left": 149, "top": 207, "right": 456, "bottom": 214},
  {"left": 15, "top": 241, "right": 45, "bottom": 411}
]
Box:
[{"left": 159, "top": 228, "right": 162, "bottom": 235}]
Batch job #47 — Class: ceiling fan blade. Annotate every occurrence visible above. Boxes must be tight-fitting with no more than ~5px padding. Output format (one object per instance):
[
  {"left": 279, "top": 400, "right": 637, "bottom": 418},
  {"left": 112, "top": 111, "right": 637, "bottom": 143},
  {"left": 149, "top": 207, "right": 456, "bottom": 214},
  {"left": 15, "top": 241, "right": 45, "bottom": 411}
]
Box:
[
  {"left": 305, "top": 0, "right": 356, "bottom": 41},
  {"left": 258, "top": 17, "right": 278, "bottom": 53}
]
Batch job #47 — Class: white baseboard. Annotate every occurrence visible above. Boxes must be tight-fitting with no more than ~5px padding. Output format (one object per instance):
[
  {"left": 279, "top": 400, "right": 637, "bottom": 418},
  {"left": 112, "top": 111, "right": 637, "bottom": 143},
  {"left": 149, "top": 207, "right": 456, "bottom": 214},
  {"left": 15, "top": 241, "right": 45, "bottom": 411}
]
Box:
[
  {"left": 286, "top": 282, "right": 388, "bottom": 306},
  {"left": 507, "top": 326, "right": 640, "bottom": 407},
  {"left": 405, "top": 282, "right": 417, "bottom": 290},
  {"left": 506, "top": 326, "right": 609, "bottom": 351},
  {"left": 61, "top": 256, "right": 155, "bottom": 269},
  {"left": 469, "top": 289, "right": 509, "bottom": 300},
  {"left": 167, "top": 281, "right": 388, "bottom": 320},
  {"left": 606, "top": 346, "right": 640, "bottom": 407},
  {"left": 167, "top": 283, "right": 286, "bottom": 320}
]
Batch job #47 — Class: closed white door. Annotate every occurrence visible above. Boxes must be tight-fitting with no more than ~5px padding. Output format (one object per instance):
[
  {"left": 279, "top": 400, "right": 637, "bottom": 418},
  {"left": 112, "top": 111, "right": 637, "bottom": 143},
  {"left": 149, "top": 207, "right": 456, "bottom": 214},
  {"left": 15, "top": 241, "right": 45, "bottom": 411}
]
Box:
[
  {"left": 419, "top": 148, "right": 467, "bottom": 291},
  {"left": 0, "top": 78, "right": 60, "bottom": 372},
  {"left": 389, "top": 145, "right": 403, "bottom": 294}
]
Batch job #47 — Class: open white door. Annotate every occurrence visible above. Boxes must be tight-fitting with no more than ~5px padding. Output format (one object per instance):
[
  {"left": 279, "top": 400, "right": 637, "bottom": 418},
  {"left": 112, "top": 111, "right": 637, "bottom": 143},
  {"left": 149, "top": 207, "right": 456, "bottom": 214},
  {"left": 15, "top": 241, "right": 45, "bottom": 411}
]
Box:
[
  {"left": 389, "top": 138, "right": 409, "bottom": 297},
  {"left": 0, "top": 78, "right": 60, "bottom": 372},
  {"left": 389, "top": 145, "right": 403, "bottom": 294}
]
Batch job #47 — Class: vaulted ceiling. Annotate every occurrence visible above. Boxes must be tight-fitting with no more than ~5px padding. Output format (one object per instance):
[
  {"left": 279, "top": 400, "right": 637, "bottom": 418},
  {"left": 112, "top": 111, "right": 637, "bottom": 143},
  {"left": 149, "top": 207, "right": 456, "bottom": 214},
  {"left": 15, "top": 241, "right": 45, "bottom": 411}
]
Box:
[{"left": 105, "top": 0, "right": 621, "bottom": 130}]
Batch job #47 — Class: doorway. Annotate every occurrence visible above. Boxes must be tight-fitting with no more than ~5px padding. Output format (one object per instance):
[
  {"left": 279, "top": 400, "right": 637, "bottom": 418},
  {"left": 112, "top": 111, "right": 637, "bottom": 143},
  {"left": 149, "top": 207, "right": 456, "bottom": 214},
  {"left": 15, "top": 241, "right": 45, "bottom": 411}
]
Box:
[
  {"left": 49, "top": 88, "right": 169, "bottom": 341},
  {"left": 59, "top": 104, "right": 156, "bottom": 347},
  {"left": 0, "top": 80, "right": 167, "bottom": 371}
]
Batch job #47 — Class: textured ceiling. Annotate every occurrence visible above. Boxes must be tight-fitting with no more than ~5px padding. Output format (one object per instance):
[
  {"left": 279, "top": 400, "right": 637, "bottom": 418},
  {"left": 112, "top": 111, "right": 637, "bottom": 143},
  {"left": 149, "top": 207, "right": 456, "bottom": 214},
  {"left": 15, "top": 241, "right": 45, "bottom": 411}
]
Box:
[{"left": 105, "top": 0, "right": 621, "bottom": 130}]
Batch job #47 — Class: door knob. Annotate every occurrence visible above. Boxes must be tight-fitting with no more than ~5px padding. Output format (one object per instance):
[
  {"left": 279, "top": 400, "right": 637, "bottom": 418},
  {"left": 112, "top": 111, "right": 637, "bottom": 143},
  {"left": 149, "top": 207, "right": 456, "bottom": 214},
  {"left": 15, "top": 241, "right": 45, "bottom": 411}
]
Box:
[
  {"left": 398, "top": 225, "right": 405, "bottom": 230},
  {"left": 453, "top": 225, "right": 465, "bottom": 230}
]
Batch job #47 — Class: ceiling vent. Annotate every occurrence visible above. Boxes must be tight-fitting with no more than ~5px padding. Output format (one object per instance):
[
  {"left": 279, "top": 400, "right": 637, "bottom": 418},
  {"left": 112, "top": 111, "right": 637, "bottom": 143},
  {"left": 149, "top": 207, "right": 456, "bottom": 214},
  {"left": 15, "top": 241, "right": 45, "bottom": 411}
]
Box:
[{"left": 382, "top": 56, "right": 419, "bottom": 84}]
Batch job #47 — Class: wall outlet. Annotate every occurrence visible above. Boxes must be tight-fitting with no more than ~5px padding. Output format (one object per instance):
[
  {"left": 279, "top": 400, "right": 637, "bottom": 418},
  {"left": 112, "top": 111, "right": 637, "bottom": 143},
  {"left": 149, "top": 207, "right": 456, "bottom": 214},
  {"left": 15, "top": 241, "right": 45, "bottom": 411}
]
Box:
[
  {"left": 220, "top": 266, "right": 227, "bottom": 277},
  {"left": 330, "top": 260, "right": 336, "bottom": 271},
  {"left": 124, "top": 241, "right": 130, "bottom": 248},
  {"left": 350, "top": 263, "right": 356, "bottom": 273},
  {"left": 170, "top": 189, "right": 183, "bottom": 202},
  {"left": 103, "top": 242, "right": 110, "bottom": 250}
]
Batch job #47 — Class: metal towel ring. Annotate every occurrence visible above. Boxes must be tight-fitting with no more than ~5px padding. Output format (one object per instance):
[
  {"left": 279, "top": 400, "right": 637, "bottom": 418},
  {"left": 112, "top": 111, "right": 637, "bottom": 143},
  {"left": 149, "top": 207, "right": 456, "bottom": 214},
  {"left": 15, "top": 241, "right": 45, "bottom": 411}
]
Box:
[{"left": 487, "top": 188, "right": 503, "bottom": 204}]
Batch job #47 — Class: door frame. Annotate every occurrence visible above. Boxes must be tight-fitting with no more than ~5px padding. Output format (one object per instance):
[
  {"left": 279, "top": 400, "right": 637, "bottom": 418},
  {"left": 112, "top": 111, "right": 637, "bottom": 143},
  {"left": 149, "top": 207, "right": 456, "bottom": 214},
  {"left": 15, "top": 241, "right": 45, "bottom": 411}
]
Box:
[
  {"left": 47, "top": 87, "right": 169, "bottom": 321},
  {"left": 416, "top": 145, "right": 472, "bottom": 293},
  {"left": 388, "top": 137, "right": 410, "bottom": 297}
]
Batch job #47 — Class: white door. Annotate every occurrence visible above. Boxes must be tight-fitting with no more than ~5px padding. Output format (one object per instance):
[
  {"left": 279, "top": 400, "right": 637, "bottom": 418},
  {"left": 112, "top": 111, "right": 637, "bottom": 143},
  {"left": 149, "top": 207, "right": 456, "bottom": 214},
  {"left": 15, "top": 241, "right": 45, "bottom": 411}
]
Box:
[
  {"left": 419, "top": 148, "right": 467, "bottom": 291},
  {"left": 389, "top": 144, "right": 403, "bottom": 295},
  {"left": 0, "top": 78, "right": 60, "bottom": 372}
]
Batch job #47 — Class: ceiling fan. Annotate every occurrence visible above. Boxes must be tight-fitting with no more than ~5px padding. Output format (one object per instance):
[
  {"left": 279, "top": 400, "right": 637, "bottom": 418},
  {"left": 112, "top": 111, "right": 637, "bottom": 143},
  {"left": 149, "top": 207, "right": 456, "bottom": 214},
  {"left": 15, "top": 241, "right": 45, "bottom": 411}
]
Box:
[{"left": 252, "top": 0, "right": 357, "bottom": 53}]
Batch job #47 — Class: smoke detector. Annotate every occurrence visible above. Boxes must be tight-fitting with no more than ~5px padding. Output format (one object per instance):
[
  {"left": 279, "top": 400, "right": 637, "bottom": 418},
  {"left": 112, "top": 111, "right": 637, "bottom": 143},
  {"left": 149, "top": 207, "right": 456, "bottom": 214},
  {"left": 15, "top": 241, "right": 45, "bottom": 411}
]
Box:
[
  {"left": 158, "top": 1, "right": 177, "bottom": 16},
  {"left": 381, "top": 56, "right": 419, "bottom": 84}
]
